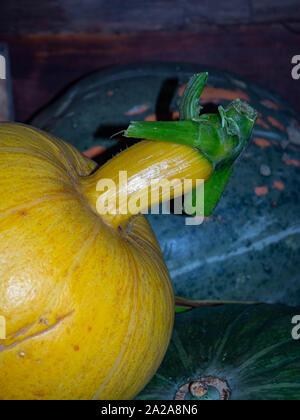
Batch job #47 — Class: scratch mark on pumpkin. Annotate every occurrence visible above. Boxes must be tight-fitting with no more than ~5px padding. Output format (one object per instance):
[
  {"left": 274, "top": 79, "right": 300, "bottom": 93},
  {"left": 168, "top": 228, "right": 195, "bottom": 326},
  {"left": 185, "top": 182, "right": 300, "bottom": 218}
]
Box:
[
  {"left": 0, "top": 311, "right": 75, "bottom": 353},
  {"left": 288, "top": 145, "right": 300, "bottom": 152},
  {"left": 284, "top": 159, "right": 300, "bottom": 167},
  {"left": 253, "top": 138, "right": 271, "bottom": 149},
  {"left": 144, "top": 114, "right": 157, "bottom": 121},
  {"left": 199, "top": 87, "right": 250, "bottom": 103},
  {"left": 172, "top": 111, "right": 180, "bottom": 121},
  {"left": 83, "top": 146, "right": 106, "bottom": 159},
  {"left": 267, "top": 116, "right": 286, "bottom": 132},
  {"left": 261, "top": 99, "right": 280, "bottom": 110},
  {"left": 0, "top": 193, "right": 74, "bottom": 221},
  {"left": 257, "top": 117, "right": 270, "bottom": 130},
  {"left": 273, "top": 181, "right": 285, "bottom": 191},
  {"left": 255, "top": 186, "right": 269, "bottom": 196},
  {"left": 125, "top": 104, "right": 150, "bottom": 116},
  {"left": 6, "top": 322, "right": 35, "bottom": 340},
  {"left": 170, "top": 224, "right": 300, "bottom": 279}
]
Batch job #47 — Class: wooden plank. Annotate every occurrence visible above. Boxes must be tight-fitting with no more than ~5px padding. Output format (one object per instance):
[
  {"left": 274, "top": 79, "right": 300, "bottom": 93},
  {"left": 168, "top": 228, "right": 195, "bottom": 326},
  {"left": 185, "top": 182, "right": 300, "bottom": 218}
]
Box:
[
  {"left": 3, "top": 25, "right": 300, "bottom": 122},
  {"left": 1, "top": 0, "right": 300, "bottom": 35},
  {"left": 252, "top": 0, "right": 300, "bottom": 22},
  {"left": 0, "top": 44, "right": 14, "bottom": 122}
]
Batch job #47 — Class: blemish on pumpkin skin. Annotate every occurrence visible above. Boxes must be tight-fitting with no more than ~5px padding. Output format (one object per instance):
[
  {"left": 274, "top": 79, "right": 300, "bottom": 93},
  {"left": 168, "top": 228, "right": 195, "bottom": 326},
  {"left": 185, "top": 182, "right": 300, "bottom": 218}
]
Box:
[
  {"left": 74, "top": 345, "right": 80, "bottom": 351},
  {"left": 261, "top": 99, "right": 280, "bottom": 110},
  {"left": 284, "top": 159, "right": 300, "bottom": 167},
  {"left": 267, "top": 116, "right": 286, "bottom": 132},
  {"left": 33, "top": 391, "right": 45, "bottom": 397},
  {"left": 288, "top": 145, "right": 300, "bottom": 152},
  {"left": 88, "top": 327, "right": 92, "bottom": 332},
  {"left": 144, "top": 114, "right": 157, "bottom": 121},
  {"left": 199, "top": 86, "right": 250, "bottom": 103},
  {"left": 83, "top": 146, "right": 106, "bottom": 159},
  {"left": 19, "top": 210, "right": 27, "bottom": 217},
  {"left": 253, "top": 138, "right": 271, "bottom": 149},
  {"left": 255, "top": 186, "right": 269, "bottom": 196},
  {"left": 257, "top": 114, "right": 270, "bottom": 130},
  {"left": 125, "top": 104, "right": 150, "bottom": 116},
  {"left": 273, "top": 181, "right": 285, "bottom": 191},
  {"left": 172, "top": 111, "right": 180, "bottom": 120}
]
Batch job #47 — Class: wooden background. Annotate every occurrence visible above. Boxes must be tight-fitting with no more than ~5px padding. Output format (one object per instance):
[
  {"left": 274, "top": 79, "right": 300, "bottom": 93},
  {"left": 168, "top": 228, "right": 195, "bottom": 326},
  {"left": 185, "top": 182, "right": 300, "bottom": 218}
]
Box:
[{"left": 1, "top": 0, "right": 300, "bottom": 122}]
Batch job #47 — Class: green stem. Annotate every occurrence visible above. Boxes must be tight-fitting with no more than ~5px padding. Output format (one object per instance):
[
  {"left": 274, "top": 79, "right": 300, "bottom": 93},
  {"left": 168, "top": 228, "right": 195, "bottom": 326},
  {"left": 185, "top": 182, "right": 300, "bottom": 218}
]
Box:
[
  {"left": 125, "top": 100, "right": 257, "bottom": 167},
  {"left": 179, "top": 72, "right": 208, "bottom": 120},
  {"left": 124, "top": 73, "right": 258, "bottom": 217}
]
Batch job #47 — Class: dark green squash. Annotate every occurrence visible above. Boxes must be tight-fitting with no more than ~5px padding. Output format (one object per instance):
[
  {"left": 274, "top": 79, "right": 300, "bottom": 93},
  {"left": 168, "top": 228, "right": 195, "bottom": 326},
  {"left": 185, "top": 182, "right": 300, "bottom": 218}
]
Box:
[
  {"left": 32, "top": 63, "right": 300, "bottom": 306},
  {"left": 136, "top": 304, "right": 300, "bottom": 401}
]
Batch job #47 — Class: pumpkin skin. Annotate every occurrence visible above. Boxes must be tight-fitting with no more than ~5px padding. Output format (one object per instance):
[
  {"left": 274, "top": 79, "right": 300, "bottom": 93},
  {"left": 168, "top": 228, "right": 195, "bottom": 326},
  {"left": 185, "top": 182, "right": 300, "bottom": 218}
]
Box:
[
  {"left": 0, "top": 122, "right": 180, "bottom": 400},
  {"left": 32, "top": 63, "right": 300, "bottom": 306},
  {"left": 137, "top": 304, "right": 300, "bottom": 401}
]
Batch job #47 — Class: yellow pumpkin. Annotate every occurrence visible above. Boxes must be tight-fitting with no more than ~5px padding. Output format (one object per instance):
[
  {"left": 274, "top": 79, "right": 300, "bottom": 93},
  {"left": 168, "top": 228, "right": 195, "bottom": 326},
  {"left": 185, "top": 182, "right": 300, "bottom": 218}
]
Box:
[{"left": 0, "top": 122, "right": 212, "bottom": 400}]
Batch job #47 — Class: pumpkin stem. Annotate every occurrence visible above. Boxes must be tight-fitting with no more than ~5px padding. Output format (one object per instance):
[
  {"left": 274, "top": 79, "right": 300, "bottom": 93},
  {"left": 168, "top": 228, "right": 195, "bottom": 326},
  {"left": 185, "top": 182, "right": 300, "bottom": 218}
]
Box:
[
  {"left": 125, "top": 74, "right": 257, "bottom": 217},
  {"left": 82, "top": 74, "right": 257, "bottom": 228},
  {"left": 179, "top": 72, "right": 208, "bottom": 120},
  {"left": 81, "top": 141, "right": 213, "bottom": 229}
]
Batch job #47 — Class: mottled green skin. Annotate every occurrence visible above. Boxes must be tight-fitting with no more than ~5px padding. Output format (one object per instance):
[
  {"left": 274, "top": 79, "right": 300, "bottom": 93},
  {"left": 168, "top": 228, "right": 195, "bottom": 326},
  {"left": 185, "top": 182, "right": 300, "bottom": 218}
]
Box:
[
  {"left": 137, "top": 304, "right": 300, "bottom": 400},
  {"left": 32, "top": 63, "right": 300, "bottom": 306}
]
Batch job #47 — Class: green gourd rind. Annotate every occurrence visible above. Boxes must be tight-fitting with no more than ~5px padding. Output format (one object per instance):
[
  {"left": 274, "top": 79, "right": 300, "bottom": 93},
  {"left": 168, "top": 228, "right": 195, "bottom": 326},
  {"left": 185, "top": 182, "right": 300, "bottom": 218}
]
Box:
[{"left": 137, "top": 304, "right": 300, "bottom": 401}]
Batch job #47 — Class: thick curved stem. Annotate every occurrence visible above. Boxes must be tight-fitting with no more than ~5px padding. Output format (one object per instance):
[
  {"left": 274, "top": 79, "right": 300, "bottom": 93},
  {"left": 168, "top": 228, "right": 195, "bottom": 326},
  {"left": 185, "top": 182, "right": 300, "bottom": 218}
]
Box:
[{"left": 81, "top": 140, "right": 212, "bottom": 229}]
